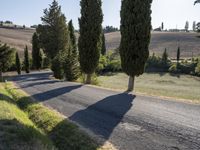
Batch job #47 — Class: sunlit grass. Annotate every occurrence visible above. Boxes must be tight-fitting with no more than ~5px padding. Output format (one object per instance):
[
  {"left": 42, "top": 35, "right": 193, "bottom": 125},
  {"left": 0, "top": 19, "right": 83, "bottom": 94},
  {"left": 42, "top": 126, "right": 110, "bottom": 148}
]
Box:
[{"left": 98, "top": 73, "right": 200, "bottom": 102}]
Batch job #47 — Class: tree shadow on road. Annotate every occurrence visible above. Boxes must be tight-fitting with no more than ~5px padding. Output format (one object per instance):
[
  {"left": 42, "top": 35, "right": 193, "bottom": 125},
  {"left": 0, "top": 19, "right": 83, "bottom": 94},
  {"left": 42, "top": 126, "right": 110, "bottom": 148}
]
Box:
[
  {"left": 31, "top": 84, "right": 83, "bottom": 102},
  {"left": 20, "top": 80, "right": 60, "bottom": 88},
  {"left": 68, "top": 93, "right": 135, "bottom": 140}
]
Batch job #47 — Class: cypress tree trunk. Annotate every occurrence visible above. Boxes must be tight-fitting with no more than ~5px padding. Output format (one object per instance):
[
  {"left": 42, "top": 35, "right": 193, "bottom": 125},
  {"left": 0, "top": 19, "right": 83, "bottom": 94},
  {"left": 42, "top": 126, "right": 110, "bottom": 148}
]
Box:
[
  {"left": 86, "top": 74, "right": 92, "bottom": 84},
  {"left": 128, "top": 76, "right": 135, "bottom": 92}
]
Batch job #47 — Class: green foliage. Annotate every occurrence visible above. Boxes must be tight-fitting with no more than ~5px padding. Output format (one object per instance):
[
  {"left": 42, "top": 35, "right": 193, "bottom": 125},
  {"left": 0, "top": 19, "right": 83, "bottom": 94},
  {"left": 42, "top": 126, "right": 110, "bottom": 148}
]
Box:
[
  {"left": 161, "top": 22, "right": 164, "bottom": 30},
  {"left": 96, "top": 55, "right": 108, "bottom": 73},
  {"left": 168, "top": 62, "right": 197, "bottom": 75},
  {"left": 0, "top": 44, "right": 15, "bottom": 72},
  {"left": 32, "top": 32, "right": 42, "bottom": 70},
  {"left": 162, "top": 48, "right": 169, "bottom": 64},
  {"left": 96, "top": 53, "right": 122, "bottom": 74},
  {"left": 146, "top": 53, "right": 171, "bottom": 72},
  {"left": 24, "top": 46, "right": 30, "bottom": 73},
  {"left": 168, "top": 64, "right": 178, "bottom": 73},
  {"left": 103, "top": 26, "right": 119, "bottom": 33},
  {"left": 106, "top": 60, "right": 121, "bottom": 72},
  {"left": 177, "top": 47, "right": 180, "bottom": 63},
  {"left": 51, "top": 52, "right": 65, "bottom": 80},
  {"left": 65, "top": 20, "right": 79, "bottom": 81},
  {"left": 37, "top": 0, "right": 69, "bottom": 60},
  {"left": 15, "top": 52, "right": 21, "bottom": 75},
  {"left": 195, "top": 61, "right": 200, "bottom": 76},
  {"left": 0, "top": 84, "right": 55, "bottom": 150},
  {"left": 37, "top": 0, "right": 73, "bottom": 79},
  {"left": 43, "top": 56, "right": 51, "bottom": 69},
  {"left": 120, "top": 0, "right": 152, "bottom": 77},
  {"left": 78, "top": 0, "right": 103, "bottom": 75},
  {"left": 101, "top": 33, "right": 106, "bottom": 55}
]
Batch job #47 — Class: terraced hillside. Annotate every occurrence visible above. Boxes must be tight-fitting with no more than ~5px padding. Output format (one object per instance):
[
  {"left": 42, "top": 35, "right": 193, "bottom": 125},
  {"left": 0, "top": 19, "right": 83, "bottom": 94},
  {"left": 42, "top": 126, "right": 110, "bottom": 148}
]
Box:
[{"left": 0, "top": 28, "right": 200, "bottom": 58}]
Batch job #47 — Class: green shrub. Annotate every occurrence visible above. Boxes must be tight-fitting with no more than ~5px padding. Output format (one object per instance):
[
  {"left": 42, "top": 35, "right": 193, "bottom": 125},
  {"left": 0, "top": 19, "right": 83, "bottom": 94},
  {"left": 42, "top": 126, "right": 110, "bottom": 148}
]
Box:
[
  {"left": 169, "top": 64, "right": 178, "bottom": 73},
  {"left": 106, "top": 59, "right": 122, "bottom": 72},
  {"left": 51, "top": 53, "right": 65, "bottom": 79},
  {"left": 178, "top": 63, "right": 196, "bottom": 74},
  {"left": 145, "top": 54, "right": 171, "bottom": 72},
  {"left": 195, "top": 61, "right": 200, "bottom": 76},
  {"left": 43, "top": 56, "right": 51, "bottom": 69}
]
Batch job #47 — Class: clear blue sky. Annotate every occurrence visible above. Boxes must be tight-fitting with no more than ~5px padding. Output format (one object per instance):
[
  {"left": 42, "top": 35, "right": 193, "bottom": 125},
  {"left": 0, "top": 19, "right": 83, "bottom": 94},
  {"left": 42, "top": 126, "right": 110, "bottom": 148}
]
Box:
[{"left": 0, "top": 0, "right": 199, "bottom": 30}]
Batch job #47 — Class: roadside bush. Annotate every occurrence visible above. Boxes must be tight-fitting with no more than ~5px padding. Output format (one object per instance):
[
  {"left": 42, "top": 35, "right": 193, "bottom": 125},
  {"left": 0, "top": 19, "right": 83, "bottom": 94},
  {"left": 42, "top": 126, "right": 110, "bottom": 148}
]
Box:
[
  {"left": 169, "top": 64, "right": 178, "bottom": 73},
  {"left": 96, "top": 55, "right": 108, "bottom": 74},
  {"left": 178, "top": 63, "right": 196, "bottom": 74},
  {"left": 145, "top": 54, "right": 171, "bottom": 72},
  {"left": 51, "top": 53, "right": 64, "bottom": 80},
  {"left": 195, "top": 61, "right": 200, "bottom": 76},
  {"left": 105, "top": 59, "right": 122, "bottom": 72},
  {"left": 43, "top": 56, "right": 51, "bottom": 69},
  {"left": 96, "top": 53, "right": 121, "bottom": 74}
]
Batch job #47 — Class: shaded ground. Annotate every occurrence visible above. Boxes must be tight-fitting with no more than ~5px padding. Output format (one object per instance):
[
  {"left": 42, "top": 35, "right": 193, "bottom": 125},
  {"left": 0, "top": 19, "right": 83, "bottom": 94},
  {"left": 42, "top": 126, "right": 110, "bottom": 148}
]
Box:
[{"left": 11, "top": 72, "right": 200, "bottom": 150}]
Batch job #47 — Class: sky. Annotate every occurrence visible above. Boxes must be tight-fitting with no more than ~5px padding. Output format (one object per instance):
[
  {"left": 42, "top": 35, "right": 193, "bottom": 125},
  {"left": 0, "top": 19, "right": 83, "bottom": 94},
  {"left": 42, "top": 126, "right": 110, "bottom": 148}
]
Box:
[{"left": 0, "top": 0, "right": 199, "bottom": 30}]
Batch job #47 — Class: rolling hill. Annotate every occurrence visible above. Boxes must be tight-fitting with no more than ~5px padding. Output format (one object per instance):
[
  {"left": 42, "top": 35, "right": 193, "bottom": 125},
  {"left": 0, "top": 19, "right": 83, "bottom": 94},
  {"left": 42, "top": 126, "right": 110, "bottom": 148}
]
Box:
[{"left": 0, "top": 28, "right": 200, "bottom": 58}]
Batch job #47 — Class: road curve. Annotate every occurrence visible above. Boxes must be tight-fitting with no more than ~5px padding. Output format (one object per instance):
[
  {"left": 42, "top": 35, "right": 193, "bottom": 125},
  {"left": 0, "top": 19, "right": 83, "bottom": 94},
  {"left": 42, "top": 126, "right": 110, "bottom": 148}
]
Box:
[{"left": 12, "top": 72, "right": 200, "bottom": 150}]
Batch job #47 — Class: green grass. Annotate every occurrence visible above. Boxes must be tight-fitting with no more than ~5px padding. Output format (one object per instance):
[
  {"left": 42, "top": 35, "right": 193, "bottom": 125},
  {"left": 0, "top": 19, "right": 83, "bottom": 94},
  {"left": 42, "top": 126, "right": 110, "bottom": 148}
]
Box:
[
  {"left": 0, "top": 84, "right": 55, "bottom": 150},
  {"left": 98, "top": 73, "right": 200, "bottom": 102},
  {"left": 5, "top": 82, "right": 102, "bottom": 150}
]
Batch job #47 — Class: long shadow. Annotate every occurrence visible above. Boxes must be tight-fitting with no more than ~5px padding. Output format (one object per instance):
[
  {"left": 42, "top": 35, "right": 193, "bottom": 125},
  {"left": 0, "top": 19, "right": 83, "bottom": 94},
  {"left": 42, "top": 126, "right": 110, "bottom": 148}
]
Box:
[
  {"left": 0, "top": 119, "right": 53, "bottom": 150},
  {"left": 31, "top": 85, "right": 82, "bottom": 102},
  {"left": 11, "top": 72, "right": 52, "bottom": 82},
  {"left": 21, "top": 80, "right": 60, "bottom": 88},
  {"left": 68, "top": 93, "right": 135, "bottom": 140}
]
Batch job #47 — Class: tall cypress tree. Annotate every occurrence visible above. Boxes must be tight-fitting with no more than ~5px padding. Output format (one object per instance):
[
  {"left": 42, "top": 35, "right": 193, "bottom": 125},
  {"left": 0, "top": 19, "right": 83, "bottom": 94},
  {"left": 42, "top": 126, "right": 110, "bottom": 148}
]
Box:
[
  {"left": 0, "top": 44, "right": 15, "bottom": 82},
  {"left": 120, "top": 0, "right": 152, "bottom": 91},
  {"left": 24, "top": 46, "right": 30, "bottom": 73},
  {"left": 101, "top": 33, "right": 106, "bottom": 55},
  {"left": 15, "top": 52, "right": 21, "bottom": 75},
  {"left": 78, "top": 0, "right": 103, "bottom": 84},
  {"left": 64, "top": 20, "right": 79, "bottom": 81},
  {"left": 177, "top": 47, "right": 180, "bottom": 64},
  {"left": 32, "top": 32, "right": 42, "bottom": 70},
  {"left": 162, "top": 48, "right": 168, "bottom": 64},
  {"left": 37, "top": 0, "right": 70, "bottom": 78}
]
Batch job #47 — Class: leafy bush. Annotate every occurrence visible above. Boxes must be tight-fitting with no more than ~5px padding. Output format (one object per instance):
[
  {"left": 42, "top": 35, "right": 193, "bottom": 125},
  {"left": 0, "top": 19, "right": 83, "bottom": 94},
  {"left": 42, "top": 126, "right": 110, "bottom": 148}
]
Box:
[
  {"left": 178, "top": 63, "right": 196, "bottom": 74},
  {"left": 169, "top": 64, "right": 178, "bottom": 73},
  {"left": 51, "top": 53, "right": 65, "bottom": 79},
  {"left": 195, "top": 61, "right": 200, "bottom": 76},
  {"left": 145, "top": 54, "right": 171, "bottom": 72},
  {"left": 106, "top": 59, "right": 122, "bottom": 72}
]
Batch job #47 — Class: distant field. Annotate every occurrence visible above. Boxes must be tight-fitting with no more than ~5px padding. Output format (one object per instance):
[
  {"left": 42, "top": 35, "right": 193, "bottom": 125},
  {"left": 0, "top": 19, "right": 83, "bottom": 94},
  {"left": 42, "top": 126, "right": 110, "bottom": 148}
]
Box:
[
  {"left": 98, "top": 73, "right": 200, "bottom": 102},
  {"left": 0, "top": 28, "right": 200, "bottom": 58},
  {"left": 106, "top": 31, "right": 200, "bottom": 58},
  {"left": 0, "top": 28, "right": 35, "bottom": 56}
]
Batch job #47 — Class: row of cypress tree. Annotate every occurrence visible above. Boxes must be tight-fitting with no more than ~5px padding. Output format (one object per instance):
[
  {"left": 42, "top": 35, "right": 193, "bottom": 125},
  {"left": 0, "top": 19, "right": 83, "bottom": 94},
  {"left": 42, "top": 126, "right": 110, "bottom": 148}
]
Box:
[
  {"left": 15, "top": 46, "right": 30, "bottom": 75},
  {"left": 31, "top": 0, "right": 152, "bottom": 91}
]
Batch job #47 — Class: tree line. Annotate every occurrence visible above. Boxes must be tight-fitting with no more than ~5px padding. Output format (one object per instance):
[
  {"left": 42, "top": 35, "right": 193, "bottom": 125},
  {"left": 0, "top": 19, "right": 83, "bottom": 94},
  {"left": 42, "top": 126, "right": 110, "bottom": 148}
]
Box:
[{"left": 1, "top": 0, "right": 153, "bottom": 91}]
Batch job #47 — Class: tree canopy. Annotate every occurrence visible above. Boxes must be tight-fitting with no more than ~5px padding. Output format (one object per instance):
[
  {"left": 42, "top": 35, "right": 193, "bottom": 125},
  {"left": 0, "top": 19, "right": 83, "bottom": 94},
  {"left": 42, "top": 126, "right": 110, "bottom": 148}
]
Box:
[
  {"left": 78, "top": 0, "right": 103, "bottom": 83},
  {"left": 120, "top": 0, "right": 152, "bottom": 91}
]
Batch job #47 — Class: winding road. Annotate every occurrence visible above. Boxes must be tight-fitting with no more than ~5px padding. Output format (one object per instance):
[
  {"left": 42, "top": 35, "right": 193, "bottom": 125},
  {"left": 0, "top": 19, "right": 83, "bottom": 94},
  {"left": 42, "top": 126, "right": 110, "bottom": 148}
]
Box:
[{"left": 12, "top": 72, "right": 200, "bottom": 150}]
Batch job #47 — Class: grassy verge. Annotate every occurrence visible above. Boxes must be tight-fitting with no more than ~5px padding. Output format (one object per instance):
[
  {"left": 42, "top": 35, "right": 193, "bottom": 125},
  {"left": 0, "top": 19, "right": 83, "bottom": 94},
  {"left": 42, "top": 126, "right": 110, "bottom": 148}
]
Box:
[
  {"left": 0, "top": 83, "right": 55, "bottom": 150},
  {"left": 5, "top": 82, "right": 102, "bottom": 150},
  {"left": 98, "top": 73, "right": 200, "bottom": 103}
]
